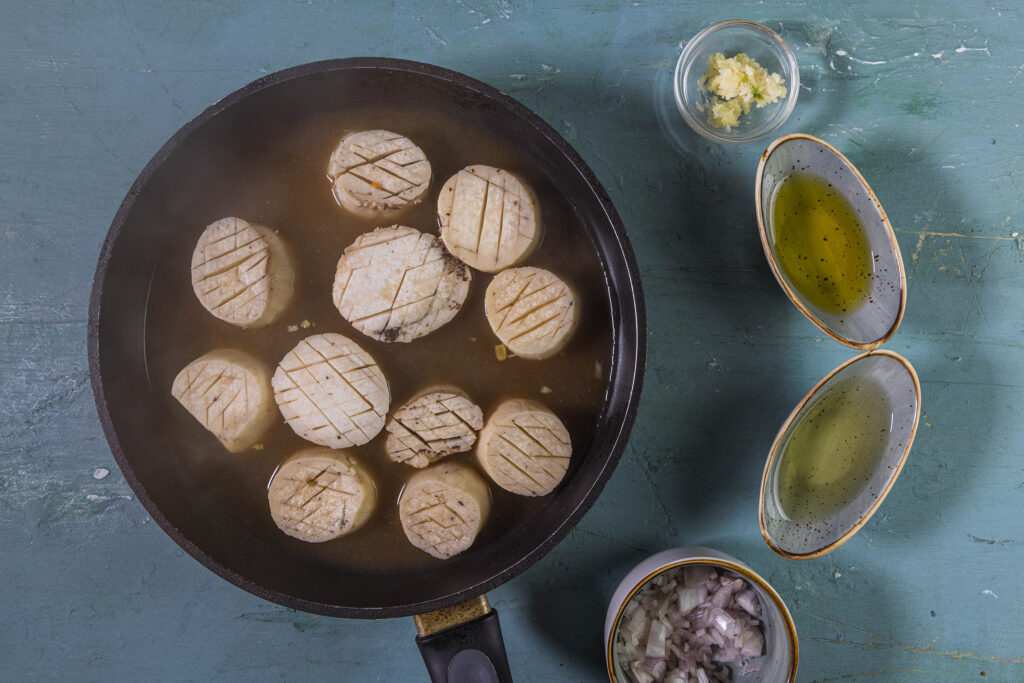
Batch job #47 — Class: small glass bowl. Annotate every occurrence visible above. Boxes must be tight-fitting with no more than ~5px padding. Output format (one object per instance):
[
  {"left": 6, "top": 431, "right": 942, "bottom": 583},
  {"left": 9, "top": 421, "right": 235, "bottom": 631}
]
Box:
[{"left": 674, "top": 20, "right": 799, "bottom": 144}]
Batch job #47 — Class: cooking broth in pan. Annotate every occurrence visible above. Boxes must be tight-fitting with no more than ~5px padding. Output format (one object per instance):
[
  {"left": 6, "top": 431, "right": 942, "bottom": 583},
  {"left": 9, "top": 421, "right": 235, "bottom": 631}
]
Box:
[{"left": 143, "top": 104, "right": 614, "bottom": 573}]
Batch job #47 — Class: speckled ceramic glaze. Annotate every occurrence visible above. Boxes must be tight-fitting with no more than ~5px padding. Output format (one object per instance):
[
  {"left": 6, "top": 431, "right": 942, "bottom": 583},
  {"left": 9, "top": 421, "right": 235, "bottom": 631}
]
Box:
[
  {"left": 756, "top": 134, "right": 907, "bottom": 348},
  {"left": 604, "top": 547, "right": 798, "bottom": 682},
  {"left": 760, "top": 351, "right": 921, "bottom": 559}
]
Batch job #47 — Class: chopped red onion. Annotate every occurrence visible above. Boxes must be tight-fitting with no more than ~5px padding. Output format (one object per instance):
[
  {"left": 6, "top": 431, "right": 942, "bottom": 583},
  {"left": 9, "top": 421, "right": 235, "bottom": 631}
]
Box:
[
  {"left": 711, "top": 609, "right": 740, "bottom": 638},
  {"left": 710, "top": 579, "right": 739, "bottom": 608},
  {"left": 645, "top": 657, "right": 668, "bottom": 678},
  {"left": 629, "top": 659, "right": 655, "bottom": 683},
  {"left": 738, "top": 627, "right": 764, "bottom": 659},
  {"left": 647, "top": 620, "right": 669, "bottom": 658},
  {"left": 677, "top": 586, "right": 706, "bottom": 614},
  {"left": 614, "top": 565, "right": 767, "bottom": 682},
  {"left": 735, "top": 590, "right": 760, "bottom": 617}
]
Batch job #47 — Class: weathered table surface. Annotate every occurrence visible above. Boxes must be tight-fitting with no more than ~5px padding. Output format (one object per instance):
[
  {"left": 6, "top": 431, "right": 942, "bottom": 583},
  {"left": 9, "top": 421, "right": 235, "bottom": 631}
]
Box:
[{"left": 2, "top": 1, "right": 1022, "bottom": 681}]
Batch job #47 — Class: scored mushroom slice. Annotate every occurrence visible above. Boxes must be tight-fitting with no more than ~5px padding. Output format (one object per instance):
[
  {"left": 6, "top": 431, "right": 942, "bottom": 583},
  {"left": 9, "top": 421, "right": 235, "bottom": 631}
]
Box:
[
  {"left": 190, "top": 217, "right": 294, "bottom": 328},
  {"left": 332, "top": 225, "right": 471, "bottom": 343},
  {"left": 327, "top": 130, "right": 431, "bottom": 216},
  {"left": 171, "top": 349, "right": 276, "bottom": 453},
  {"left": 485, "top": 266, "right": 577, "bottom": 360},
  {"left": 272, "top": 333, "right": 391, "bottom": 448},
  {"left": 385, "top": 386, "right": 484, "bottom": 468},
  {"left": 476, "top": 398, "right": 572, "bottom": 496},
  {"left": 437, "top": 165, "right": 540, "bottom": 273},
  {"left": 399, "top": 462, "right": 491, "bottom": 560},
  {"left": 267, "top": 448, "right": 377, "bottom": 543}
]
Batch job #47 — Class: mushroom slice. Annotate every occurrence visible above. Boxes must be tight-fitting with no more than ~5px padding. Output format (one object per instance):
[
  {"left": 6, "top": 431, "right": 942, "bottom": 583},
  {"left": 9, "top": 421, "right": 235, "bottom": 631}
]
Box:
[
  {"left": 332, "top": 225, "right": 471, "bottom": 343},
  {"left": 437, "top": 165, "right": 540, "bottom": 273},
  {"left": 485, "top": 266, "right": 577, "bottom": 360},
  {"left": 327, "top": 130, "right": 431, "bottom": 216},
  {"left": 477, "top": 399, "right": 572, "bottom": 496},
  {"left": 399, "top": 462, "right": 490, "bottom": 559},
  {"left": 272, "top": 333, "right": 390, "bottom": 448},
  {"left": 190, "top": 217, "right": 294, "bottom": 328},
  {"left": 385, "top": 386, "right": 484, "bottom": 468},
  {"left": 171, "top": 349, "right": 276, "bottom": 453},
  {"left": 268, "top": 448, "right": 377, "bottom": 543}
]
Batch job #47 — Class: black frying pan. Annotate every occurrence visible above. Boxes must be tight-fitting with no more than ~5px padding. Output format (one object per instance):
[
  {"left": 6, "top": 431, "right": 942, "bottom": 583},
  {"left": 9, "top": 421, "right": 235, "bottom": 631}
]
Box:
[{"left": 88, "top": 58, "right": 645, "bottom": 681}]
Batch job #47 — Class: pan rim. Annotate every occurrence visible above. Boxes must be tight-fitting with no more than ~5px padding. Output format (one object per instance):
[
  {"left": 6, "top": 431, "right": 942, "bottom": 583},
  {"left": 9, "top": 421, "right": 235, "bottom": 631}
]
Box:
[{"left": 87, "top": 56, "right": 647, "bottom": 619}]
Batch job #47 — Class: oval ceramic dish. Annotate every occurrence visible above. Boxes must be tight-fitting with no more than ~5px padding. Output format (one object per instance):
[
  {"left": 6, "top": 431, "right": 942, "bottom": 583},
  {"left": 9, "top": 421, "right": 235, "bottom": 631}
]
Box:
[
  {"left": 755, "top": 134, "right": 907, "bottom": 348},
  {"left": 759, "top": 350, "right": 921, "bottom": 559},
  {"left": 604, "top": 547, "right": 798, "bottom": 682}
]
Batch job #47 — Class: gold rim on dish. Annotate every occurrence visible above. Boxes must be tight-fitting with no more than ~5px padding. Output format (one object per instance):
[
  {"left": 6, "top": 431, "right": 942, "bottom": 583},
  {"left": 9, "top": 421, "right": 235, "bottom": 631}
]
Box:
[
  {"left": 755, "top": 133, "right": 908, "bottom": 350},
  {"left": 758, "top": 349, "right": 922, "bottom": 560}
]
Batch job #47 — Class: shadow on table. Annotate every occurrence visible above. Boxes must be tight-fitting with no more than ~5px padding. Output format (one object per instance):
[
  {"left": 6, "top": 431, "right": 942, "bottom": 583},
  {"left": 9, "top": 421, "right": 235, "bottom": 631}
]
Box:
[
  {"left": 644, "top": 60, "right": 817, "bottom": 536},
  {"left": 509, "top": 44, "right": 993, "bottom": 678},
  {"left": 524, "top": 535, "right": 911, "bottom": 679},
  {"left": 711, "top": 535, "right": 908, "bottom": 677},
  {"left": 519, "top": 60, "right": 810, "bottom": 677},
  {"left": 523, "top": 545, "right": 641, "bottom": 680},
  {"left": 840, "top": 131, "right": 1003, "bottom": 538}
]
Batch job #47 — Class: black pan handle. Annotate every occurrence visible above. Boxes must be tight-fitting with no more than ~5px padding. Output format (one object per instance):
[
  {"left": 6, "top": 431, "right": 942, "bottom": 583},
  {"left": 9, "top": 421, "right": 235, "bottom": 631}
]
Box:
[{"left": 414, "top": 597, "right": 513, "bottom": 683}]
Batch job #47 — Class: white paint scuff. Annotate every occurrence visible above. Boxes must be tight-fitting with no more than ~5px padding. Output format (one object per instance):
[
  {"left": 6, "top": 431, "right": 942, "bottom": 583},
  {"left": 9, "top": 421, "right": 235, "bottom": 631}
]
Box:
[
  {"left": 86, "top": 493, "right": 132, "bottom": 502},
  {"left": 955, "top": 43, "right": 990, "bottom": 56},
  {"left": 834, "top": 49, "right": 887, "bottom": 65},
  {"left": 93, "top": 468, "right": 110, "bottom": 480}
]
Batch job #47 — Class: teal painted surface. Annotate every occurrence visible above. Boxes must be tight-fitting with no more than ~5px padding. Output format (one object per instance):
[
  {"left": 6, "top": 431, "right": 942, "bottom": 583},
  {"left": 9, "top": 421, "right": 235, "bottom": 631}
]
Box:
[{"left": 1, "top": 1, "right": 1021, "bottom": 680}]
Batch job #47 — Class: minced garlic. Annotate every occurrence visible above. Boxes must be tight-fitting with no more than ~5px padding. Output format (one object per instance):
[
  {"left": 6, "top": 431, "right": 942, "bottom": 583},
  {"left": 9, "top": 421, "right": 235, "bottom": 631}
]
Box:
[{"left": 698, "top": 53, "right": 787, "bottom": 131}]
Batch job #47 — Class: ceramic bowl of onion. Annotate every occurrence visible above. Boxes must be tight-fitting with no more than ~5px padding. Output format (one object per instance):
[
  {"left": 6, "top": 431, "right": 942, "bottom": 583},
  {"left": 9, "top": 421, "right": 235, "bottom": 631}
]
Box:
[{"left": 604, "top": 547, "right": 797, "bottom": 683}]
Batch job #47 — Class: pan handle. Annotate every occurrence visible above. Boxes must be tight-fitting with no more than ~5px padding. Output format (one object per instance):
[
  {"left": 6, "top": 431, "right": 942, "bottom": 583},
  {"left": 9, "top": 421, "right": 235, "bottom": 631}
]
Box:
[{"left": 414, "top": 595, "right": 513, "bottom": 683}]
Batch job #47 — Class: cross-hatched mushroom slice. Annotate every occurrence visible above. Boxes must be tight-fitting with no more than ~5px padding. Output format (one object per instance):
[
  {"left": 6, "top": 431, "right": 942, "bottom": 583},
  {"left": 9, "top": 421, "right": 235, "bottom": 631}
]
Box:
[
  {"left": 385, "top": 386, "right": 484, "bottom": 468},
  {"left": 476, "top": 398, "right": 572, "bottom": 496},
  {"left": 272, "top": 333, "right": 390, "bottom": 448},
  {"left": 171, "top": 349, "right": 276, "bottom": 453},
  {"left": 327, "top": 130, "right": 431, "bottom": 216},
  {"left": 399, "top": 462, "right": 490, "bottom": 559},
  {"left": 190, "top": 217, "right": 294, "bottom": 328},
  {"left": 485, "top": 267, "right": 577, "bottom": 360},
  {"left": 437, "top": 165, "right": 540, "bottom": 273},
  {"left": 268, "top": 448, "right": 377, "bottom": 543},
  {"left": 332, "top": 225, "right": 471, "bottom": 343}
]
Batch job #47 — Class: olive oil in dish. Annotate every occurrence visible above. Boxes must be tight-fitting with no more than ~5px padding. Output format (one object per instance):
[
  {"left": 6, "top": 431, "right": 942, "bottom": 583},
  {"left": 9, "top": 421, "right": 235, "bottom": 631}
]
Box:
[
  {"left": 770, "top": 172, "right": 873, "bottom": 316},
  {"left": 776, "top": 376, "right": 892, "bottom": 523}
]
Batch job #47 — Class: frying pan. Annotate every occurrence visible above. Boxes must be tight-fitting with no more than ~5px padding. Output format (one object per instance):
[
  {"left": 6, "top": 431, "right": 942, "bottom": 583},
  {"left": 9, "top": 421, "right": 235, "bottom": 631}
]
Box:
[{"left": 88, "top": 58, "right": 645, "bottom": 681}]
